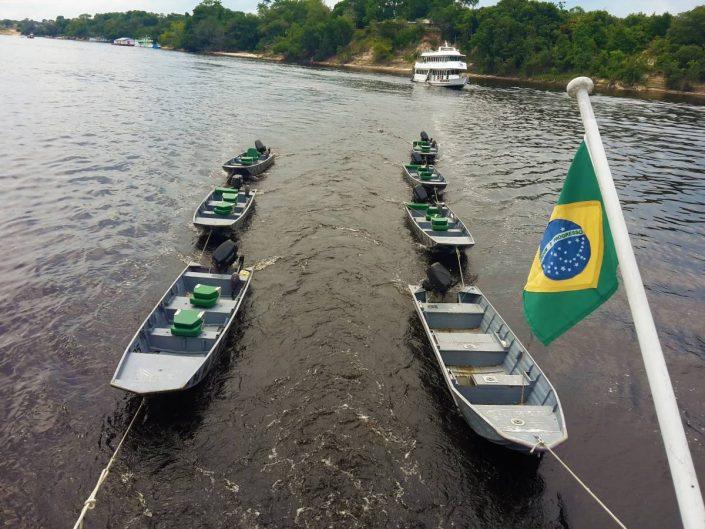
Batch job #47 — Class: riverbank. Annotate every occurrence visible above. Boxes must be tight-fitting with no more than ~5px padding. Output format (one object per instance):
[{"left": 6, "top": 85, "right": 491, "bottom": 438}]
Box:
[{"left": 213, "top": 50, "right": 705, "bottom": 103}]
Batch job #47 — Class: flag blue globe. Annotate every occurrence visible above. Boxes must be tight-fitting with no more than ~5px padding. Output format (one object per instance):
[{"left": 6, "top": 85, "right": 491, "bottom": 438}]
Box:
[{"left": 539, "top": 219, "right": 591, "bottom": 280}]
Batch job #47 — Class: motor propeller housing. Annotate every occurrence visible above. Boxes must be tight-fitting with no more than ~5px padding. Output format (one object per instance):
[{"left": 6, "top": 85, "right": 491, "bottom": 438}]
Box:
[
  {"left": 423, "top": 262, "right": 454, "bottom": 293},
  {"left": 212, "top": 240, "right": 238, "bottom": 272}
]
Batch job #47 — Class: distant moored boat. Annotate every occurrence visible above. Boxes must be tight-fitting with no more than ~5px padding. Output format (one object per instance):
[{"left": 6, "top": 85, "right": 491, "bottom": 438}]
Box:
[
  {"left": 412, "top": 42, "right": 467, "bottom": 89},
  {"left": 113, "top": 37, "right": 136, "bottom": 46}
]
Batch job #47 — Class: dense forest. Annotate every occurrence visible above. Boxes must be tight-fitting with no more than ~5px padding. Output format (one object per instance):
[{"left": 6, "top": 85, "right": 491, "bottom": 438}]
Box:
[{"left": 6, "top": 0, "right": 705, "bottom": 90}]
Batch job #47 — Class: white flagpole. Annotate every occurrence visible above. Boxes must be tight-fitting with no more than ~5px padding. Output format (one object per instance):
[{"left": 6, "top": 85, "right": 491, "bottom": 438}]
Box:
[{"left": 567, "top": 76, "right": 705, "bottom": 529}]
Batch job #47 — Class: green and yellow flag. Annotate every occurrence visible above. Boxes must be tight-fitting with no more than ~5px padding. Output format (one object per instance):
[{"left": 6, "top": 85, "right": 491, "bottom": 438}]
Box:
[{"left": 523, "top": 140, "right": 619, "bottom": 344}]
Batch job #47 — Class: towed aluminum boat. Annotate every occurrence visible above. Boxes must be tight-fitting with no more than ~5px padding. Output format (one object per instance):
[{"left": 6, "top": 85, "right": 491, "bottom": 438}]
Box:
[
  {"left": 111, "top": 241, "right": 252, "bottom": 395},
  {"left": 409, "top": 270, "right": 566, "bottom": 452},
  {"left": 403, "top": 157, "right": 447, "bottom": 195},
  {"left": 405, "top": 201, "right": 474, "bottom": 250},
  {"left": 193, "top": 185, "right": 256, "bottom": 233},
  {"left": 223, "top": 139, "right": 274, "bottom": 178},
  {"left": 411, "top": 131, "right": 438, "bottom": 162}
]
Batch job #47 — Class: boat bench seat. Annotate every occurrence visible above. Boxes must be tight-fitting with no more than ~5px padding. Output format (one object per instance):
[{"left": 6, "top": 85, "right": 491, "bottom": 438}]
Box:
[
  {"left": 428, "top": 227, "right": 462, "bottom": 235},
  {"left": 150, "top": 327, "right": 219, "bottom": 340},
  {"left": 471, "top": 373, "right": 529, "bottom": 387},
  {"left": 453, "top": 370, "right": 531, "bottom": 405},
  {"left": 421, "top": 302, "right": 484, "bottom": 329},
  {"left": 166, "top": 296, "right": 235, "bottom": 315},
  {"left": 200, "top": 210, "right": 241, "bottom": 219},
  {"left": 435, "top": 332, "right": 507, "bottom": 366},
  {"left": 421, "top": 302, "right": 483, "bottom": 315},
  {"left": 474, "top": 405, "right": 561, "bottom": 434},
  {"left": 207, "top": 200, "right": 245, "bottom": 208},
  {"left": 147, "top": 326, "right": 220, "bottom": 353}
]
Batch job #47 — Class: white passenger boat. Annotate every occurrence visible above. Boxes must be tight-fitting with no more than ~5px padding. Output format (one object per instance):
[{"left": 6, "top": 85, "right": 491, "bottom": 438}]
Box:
[
  {"left": 412, "top": 43, "right": 468, "bottom": 89},
  {"left": 113, "top": 37, "right": 136, "bottom": 46}
]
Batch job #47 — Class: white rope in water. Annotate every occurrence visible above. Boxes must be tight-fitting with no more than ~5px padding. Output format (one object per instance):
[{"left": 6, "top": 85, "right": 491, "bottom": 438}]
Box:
[
  {"left": 531, "top": 437, "right": 629, "bottom": 529},
  {"left": 455, "top": 247, "right": 465, "bottom": 288},
  {"left": 73, "top": 399, "right": 145, "bottom": 529},
  {"left": 199, "top": 229, "right": 213, "bottom": 262}
]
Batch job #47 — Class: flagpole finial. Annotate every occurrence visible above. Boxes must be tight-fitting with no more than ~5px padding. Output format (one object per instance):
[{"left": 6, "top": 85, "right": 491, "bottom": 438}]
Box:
[{"left": 567, "top": 77, "right": 594, "bottom": 98}]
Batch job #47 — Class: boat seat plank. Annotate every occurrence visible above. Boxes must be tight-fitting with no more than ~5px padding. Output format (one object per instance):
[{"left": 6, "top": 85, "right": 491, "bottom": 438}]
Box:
[
  {"left": 421, "top": 302, "right": 483, "bottom": 315},
  {"left": 435, "top": 332, "right": 505, "bottom": 352},
  {"left": 206, "top": 200, "right": 245, "bottom": 208},
  {"left": 429, "top": 236, "right": 474, "bottom": 245},
  {"left": 150, "top": 327, "right": 220, "bottom": 340},
  {"left": 184, "top": 271, "right": 232, "bottom": 281},
  {"left": 166, "top": 296, "right": 236, "bottom": 314},
  {"left": 194, "top": 217, "right": 238, "bottom": 226},
  {"left": 470, "top": 373, "right": 529, "bottom": 387},
  {"left": 198, "top": 210, "right": 243, "bottom": 219},
  {"left": 421, "top": 227, "right": 463, "bottom": 234},
  {"left": 474, "top": 405, "right": 561, "bottom": 434}
]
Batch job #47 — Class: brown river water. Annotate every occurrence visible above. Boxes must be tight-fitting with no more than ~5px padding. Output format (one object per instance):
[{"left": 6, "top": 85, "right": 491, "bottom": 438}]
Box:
[{"left": 1, "top": 35, "right": 704, "bottom": 529}]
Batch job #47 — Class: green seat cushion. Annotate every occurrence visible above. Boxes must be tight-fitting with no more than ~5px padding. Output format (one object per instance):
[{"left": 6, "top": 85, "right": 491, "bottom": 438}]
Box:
[
  {"left": 246, "top": 147, "right": 260, "bottom": 158},
  {"left": 407, "top": 202, "right": 429, "bottom": 211},
  {"left": 420, "top": 173, "right": 433, "bottom": 181},
  {"left": 213, "top": 201, "right": 233, "bottom": 216},
  {"left": 192, "top": 284, "right": 220, "bottom": 301},
  {"left": 215, "top": 186, "right": 236, "bottom": 194},
  {"left": 173, "top": 308, "right": 204, "bottom": 328},
  {"left": 426, "top": 206, "right": 440, "bottom": 221},
  {"left": 171, "top": 324, "right": 203, "bottom": 337},
  {"left": 239, "top": 156, "right": 254, "bottom": 165},
  {"left": 171, "top": 309, "right": 204, "bottom": 336},
  {"left": 190, "top": 295, "right": 218, "bottom": 308},
  {"left": 431, "top": 217, "right": 449, "bottom": 231},
  {"left": 189, "top": 284, "right": 220, "bottom": 309},
  {"left": 221, "top": 192, "right": 239, "bottom": 203}
]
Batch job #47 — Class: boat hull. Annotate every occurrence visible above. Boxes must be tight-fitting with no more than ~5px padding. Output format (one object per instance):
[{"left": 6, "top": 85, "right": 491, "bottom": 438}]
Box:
[
  {"left": 402, "top": 165, "right": 447, "bottom": 194},
  {"left": 405, "top": 204, "right": 474, "bottom": 251},
  {"left": 193, "top": 188, "right": 256, "bottom": 233},
  {"left": 111, "top": 264, "right": 253, "bottom": 395},
  {"left": 408, "top": 284, "right": 567, "bottom": 453},
  {"left": 223, "top": 153, "right": 275, "bottom": 178},
  {"left": 412, "top": 76, "right": 467, "bottom": 89}
]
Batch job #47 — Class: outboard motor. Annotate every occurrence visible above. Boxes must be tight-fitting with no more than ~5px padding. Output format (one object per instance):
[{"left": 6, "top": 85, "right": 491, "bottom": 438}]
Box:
[
  {"left": 412, "top": 185, "right": 429, "bottom": 203},
  {"left": 411, "top": 151, "right": 423, "bottom": 165},
  {"left": 255, "top": 139, "right": 266, "bottom": 153},
  {"left": 229, "top": 255, "right": 247, "bottom": 299},
  {"left": 422, "top": 262, "right": 454, "bottom": 294},
  {"left": 231, "top": 174, "right": 244, "bottom": 190},
  {"left": 420, "top": 131, "right": 430, "bottom": 142},
  {"left": 212, "top": 239, "right": 238, "bottom": 273}
]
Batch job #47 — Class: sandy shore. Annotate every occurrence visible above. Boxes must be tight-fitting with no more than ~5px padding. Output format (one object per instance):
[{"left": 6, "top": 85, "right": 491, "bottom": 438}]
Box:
[{"left": 213, "top": 51, "right": 285, "bottom": 63}]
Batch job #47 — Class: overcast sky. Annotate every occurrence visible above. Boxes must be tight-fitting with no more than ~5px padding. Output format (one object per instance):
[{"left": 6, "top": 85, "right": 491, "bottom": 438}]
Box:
[{"left": 0, "top": 0, "right": 700, "bottom": 21}]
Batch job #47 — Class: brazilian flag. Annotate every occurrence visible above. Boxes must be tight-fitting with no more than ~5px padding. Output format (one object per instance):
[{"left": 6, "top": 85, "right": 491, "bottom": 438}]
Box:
[{"left": 523, "top": 140, "right": 618, "bottom": 345}]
